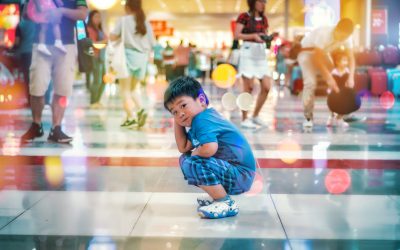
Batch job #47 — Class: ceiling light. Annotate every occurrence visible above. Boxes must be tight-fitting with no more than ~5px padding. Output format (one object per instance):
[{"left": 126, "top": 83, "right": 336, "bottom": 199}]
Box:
[
  {"left": 157, "top": 0, "right": 167, "bottom": 9},
  {"left": 235, "top": 0, "right": 242, "bottom": 12},
  {"left": 195, "top": 0, "right": 205, "bottom": 13}
]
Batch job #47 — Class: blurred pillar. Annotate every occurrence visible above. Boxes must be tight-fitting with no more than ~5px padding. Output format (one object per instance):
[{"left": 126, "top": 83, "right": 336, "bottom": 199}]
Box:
[
  {"left": 284, "top": 0, "right": 289, "bottom": 39},
  {"left": 366, "top": 0, "right": 372, "bottom": 48},
  {"left": 341, "top": 0, "right": 370, "bottom": 49}
]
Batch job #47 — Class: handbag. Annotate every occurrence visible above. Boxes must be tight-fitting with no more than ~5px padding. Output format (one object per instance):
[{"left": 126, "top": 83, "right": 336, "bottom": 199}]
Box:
[
  {"left": 75, "top": 20, "right": 94, "bottom": 73},
  {"left": 106, "top": 16, "right": 129, "bottom": 79}
]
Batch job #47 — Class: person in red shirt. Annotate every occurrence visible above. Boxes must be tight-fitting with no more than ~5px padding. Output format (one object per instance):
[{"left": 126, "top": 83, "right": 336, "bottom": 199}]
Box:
[
  {"left": 234, "top": 0, "right": 272, "bottom": 129},
  {"left": 174, "top": 40, "right": 190, "bottom": 78},
  {"left": 87, "top": 10, "right": 108, "bottom": 108}
]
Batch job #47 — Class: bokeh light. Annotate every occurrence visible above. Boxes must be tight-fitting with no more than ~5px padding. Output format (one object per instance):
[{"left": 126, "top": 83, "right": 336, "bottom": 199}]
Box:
[
  {"left": 221, "top": 92, "right": 237, "bottom": 111},
  {"left": 236, "top": 92, "right": 254, "bottom": 111},
  {"left": 8, "top": 4, "right": 16, "bottom": 14},
  {"left": 88, "top": 0, "right": 117, "bottom": 10},
  {"left": 58, "top": 96, "right": 68, "bottom": 108},
  {"left": 245, "top": 172, "right": 264, "bottom": 196},
  {"left": 2, "top": 132, "right": 20, "bottom": 156},
  {"left": 1, "top": 15, "right": 19, "bottom": 29},
  {"left": 0, "top": 5, "right": 19, "bottom": 29},
  {"left": 92, "top": 42, "right": 107, "bottom": 50},
  {"left": 325, "top": 169, "right": 351, "bottom": 194},
  {"left": 211, "top": 63, "right": 237, "bottom": 89},
  {"left": 277, "top": 138, "right": 301, "bottom": 164},
  {"left": 44, "top": 156, "right": 64, "bottom": 187},
  {"left": 379, "top": 91, "right": 395, "bottom": 110}
]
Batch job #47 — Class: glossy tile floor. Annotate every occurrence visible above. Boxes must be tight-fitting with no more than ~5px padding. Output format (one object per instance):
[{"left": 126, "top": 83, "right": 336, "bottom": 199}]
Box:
[{"left": 0, "top": 81, "right": 399, "bottom": 250}]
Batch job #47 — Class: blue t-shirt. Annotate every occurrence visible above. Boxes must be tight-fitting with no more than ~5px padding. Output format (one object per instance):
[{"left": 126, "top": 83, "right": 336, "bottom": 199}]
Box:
[
  {"left": 187, "top": 108, "right": 256, "bottom": 173},
  {"left": 153, "top": 43, "right": 164, "bottom": 60}
]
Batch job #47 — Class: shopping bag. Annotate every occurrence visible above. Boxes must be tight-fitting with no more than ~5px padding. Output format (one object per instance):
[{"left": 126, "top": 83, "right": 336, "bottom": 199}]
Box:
[{"left": 106, "top": 16, "right": 129, "bottom": 79}]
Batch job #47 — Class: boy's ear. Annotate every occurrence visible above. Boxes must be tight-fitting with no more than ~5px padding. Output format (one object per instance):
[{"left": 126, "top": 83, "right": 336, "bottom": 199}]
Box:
[{"left": 198, "top": 93, "right": 207, "bottom": 106}]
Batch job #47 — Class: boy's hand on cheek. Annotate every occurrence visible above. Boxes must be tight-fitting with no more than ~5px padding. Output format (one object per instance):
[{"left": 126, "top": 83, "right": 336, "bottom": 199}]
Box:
[{"left": 174, "top": 120, "right": 183, "bottom": 128}]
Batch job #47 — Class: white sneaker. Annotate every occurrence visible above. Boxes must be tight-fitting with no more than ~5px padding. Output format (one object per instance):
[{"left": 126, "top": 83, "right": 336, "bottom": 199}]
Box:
[
  {"left": 38, "top": 44, "right": 51, "bottom": 56},
  {"left": 252, "top": 117, "right": 267, "bottom": 127},
  {"left": 336, "top": 118, "right": 349, "bottom": 128},
  {"left": 197, "top": 194, "right": 213, "bottom": 207},
  {"left": 303, "top": 119, "right": 313, "bottom": 128},
  {"left": 343, "top": 114, "right": 366, "bottom": 123},
  {"left": 241, "top": 118, "right": 258, "bottom": 129},
  {"left": 54, "top": 40, "right": 67, "bottom": 53},
  {"left": 326, "top": 115, "right": 336, "bottom": 127},
  {"left": 197, "top": 199, "right": 239, "bottom": 219}
]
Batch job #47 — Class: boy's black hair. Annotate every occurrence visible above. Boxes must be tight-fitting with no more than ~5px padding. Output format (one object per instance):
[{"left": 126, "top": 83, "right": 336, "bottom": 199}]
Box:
[{"left": 163, "top": 76, "right": 209, "bottom": 111}]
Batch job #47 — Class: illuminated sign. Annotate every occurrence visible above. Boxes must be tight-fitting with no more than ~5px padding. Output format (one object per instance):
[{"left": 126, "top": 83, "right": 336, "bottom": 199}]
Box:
[
  {"left": 304, "top": 0, "right": 340, "bottom": 28},
  {"left": 371, "top": 9, "right": 387, "bottom": 35},
  {"left": 150, "top": 20, "right": 174, "bottom": 36}
]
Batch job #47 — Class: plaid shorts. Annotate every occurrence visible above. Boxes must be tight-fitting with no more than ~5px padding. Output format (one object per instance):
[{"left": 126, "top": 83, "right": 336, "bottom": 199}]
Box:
[{"left": 179, "top": 154, "right": 252, "bottom": 195}]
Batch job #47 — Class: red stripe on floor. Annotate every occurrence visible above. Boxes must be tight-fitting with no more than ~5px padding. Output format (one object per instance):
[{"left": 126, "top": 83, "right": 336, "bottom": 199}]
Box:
[{"left": 1, "top": 156, "right": 400, "bottom": 169}]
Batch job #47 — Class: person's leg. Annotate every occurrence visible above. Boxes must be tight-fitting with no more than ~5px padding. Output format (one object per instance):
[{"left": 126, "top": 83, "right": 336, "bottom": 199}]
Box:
[
  {"left": 44, "top": 80, "right": 53, "bottom": 105},
  {"left": 29, "top": 45, "right": 52, "bottom": 123},
  {"left": 253, "top": 75, "right": 272, "bottom": 118},
  {"left": 48, "top": 45, "right": 76, "bottom": 142},
  {"left": 181, "top": 156, "right": 240, "bottom": 219},
  {"left": 37, "top": 25, "right": 51, "bottom": 56},
  {"left": 38, "top": 24, "right": 46, "bottom": 45},
  {"left": 85, "top": 71, "right": 92, "bottom": 91},
  {"left": 95, "top": 61, "right": 106, "bottom": 104},
  {"left": 336, "top": 114, "right": 349, "bottom": 128},
  {"left": 53, "top": 25, "right": 61, "bottom": 40},
  {"left": 53, "top": 25, "right": 66, "bottom": 52},
  {"left": 130, "top": 76, "right": 140, "bottom": 108},
  {"left": 89, "top": 59, "right": 100, "bottom": 105},
  {"left": 241, "top": 76, "right": 254, "bottom": 121},
  {"left": 31, "top": 95, "right": 45, "bottom": 124},
  {"left": 199, "top": 185, "right": 227, "bottom": 200},
  {"left": 298, "top": 53, "right": 318, "bottom": 122},
  {"left": 119, "top": 77, "right": 135, "bottom": 119},
  {"left": 51, "top": 95, "right": 66, "bottom": 127},
  {"left": 326, "top": 112, "right": 335, "bottom": 127},
  {"left": 21, "top": 45, "right": 52, "bottom": 142}
]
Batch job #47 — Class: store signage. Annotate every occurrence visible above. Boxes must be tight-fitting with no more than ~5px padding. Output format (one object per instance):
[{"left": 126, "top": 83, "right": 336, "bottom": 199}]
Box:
[
  {"left": 150, "top": 20, "right": 173, "bottom": 36},
  {"left": 371, "top": 9, "right": 387, "bottom": 35}
]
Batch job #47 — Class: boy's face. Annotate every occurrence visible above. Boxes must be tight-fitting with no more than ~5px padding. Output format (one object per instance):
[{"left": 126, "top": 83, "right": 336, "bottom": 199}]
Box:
[{"left": 167, "top": 95, "right": 207, "bottom": 127}]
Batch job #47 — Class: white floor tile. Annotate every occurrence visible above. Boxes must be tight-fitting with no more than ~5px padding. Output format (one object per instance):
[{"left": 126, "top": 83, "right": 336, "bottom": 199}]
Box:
[
  {"left": 0, "top": 191, "right": 48, "bottom": 229},
  {"left": 131, "top": 193, "right": 286, "bottom": 239},
  {"left": 0, "top": 191, "right": 151, "bottom": 236},
  {"left": 272, "top": 194, "right": 400, "bottom": 240}
]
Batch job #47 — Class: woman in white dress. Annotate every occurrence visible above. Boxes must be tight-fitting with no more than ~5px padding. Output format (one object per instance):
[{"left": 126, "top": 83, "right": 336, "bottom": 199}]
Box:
[
  {"left": 234, "top": 0, "right": 272, "bottom": 129},
  {"left": 110, "top": 0, "right": 155, "bottom": 127}
]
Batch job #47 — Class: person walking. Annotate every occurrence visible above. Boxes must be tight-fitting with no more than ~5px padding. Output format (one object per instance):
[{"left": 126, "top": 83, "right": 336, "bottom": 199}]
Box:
[
  {"left": 110, "top": 0, "right": 155, "bottom": 127},
  {"left": 87, "top": 10, "right": 107, "bottom": 109},
  {"left": 234, "top": 0, "right": 272, "bottom": 129}
]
